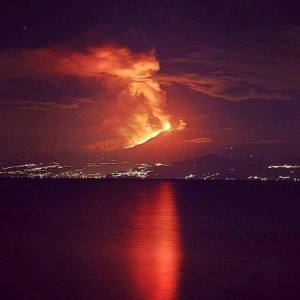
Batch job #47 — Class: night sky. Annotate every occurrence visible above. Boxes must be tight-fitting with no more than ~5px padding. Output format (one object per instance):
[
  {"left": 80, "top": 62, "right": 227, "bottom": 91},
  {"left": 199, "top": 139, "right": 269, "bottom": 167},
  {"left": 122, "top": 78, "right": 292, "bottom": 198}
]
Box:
[{"left": 1, "top": 0, "right": 299, "bottom": 162}]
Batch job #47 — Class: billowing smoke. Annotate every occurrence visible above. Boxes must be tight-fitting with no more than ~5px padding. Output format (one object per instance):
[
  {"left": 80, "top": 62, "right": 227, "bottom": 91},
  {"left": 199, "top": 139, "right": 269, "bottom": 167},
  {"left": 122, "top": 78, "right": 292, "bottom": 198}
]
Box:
[
  {"left": 1, "top": 34, "right": 185, "bottom": 150},
  {"left": 57, "top": 46, "right": 173, "bottom": 150}
]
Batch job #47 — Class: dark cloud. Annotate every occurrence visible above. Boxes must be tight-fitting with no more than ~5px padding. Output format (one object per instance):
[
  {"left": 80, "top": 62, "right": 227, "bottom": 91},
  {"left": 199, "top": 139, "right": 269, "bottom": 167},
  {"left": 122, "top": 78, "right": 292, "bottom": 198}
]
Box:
[
  {"left": 159, "top": 27, "right": 300, "bottom": 101},
  {"left": 70, "top": 28, "right": 155, "bottom": 54},
  {"left": 0, "top": 98, "right": 95, "bottom": 111}
]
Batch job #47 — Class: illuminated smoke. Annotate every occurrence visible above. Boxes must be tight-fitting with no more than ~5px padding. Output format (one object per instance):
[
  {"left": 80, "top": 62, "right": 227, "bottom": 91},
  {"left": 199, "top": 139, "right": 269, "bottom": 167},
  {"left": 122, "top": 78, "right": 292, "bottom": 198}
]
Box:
[
  {"left": 86, "top": 46, "right": 174, "bottom": 149},
  {"left": 2, "top": 43, "right": 185, "bottom": 150}
]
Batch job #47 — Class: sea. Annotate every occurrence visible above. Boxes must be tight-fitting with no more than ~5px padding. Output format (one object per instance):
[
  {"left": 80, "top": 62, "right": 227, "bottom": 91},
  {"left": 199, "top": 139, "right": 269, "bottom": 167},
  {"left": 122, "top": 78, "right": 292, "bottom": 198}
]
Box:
[{"left": 1, "top": 179, "right": 299, "bottom": 300}]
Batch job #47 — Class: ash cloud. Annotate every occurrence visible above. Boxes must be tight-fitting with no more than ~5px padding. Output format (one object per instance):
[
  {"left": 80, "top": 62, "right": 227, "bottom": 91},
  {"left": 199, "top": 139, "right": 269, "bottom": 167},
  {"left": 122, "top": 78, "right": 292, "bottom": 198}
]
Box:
[{"left": 0, "top": 30, "right": 184, "bottom": 150}]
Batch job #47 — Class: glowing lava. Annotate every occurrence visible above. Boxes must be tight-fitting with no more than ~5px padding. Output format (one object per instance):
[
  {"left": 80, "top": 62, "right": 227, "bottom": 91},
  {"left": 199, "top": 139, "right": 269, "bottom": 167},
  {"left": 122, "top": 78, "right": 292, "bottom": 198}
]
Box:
[
  {"left": 126, "top": 121, "right": 172, "bottom": 148},
  {"left": 164, "top": 122, "right": 171, "bottom": 131}
]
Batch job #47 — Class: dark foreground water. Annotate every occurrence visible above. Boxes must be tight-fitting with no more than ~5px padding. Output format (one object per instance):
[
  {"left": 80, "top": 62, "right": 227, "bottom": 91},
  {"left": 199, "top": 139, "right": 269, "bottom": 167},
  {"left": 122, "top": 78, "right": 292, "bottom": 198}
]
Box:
[{"left": 1, "top": 179, "right": 299, "bottom": 300}]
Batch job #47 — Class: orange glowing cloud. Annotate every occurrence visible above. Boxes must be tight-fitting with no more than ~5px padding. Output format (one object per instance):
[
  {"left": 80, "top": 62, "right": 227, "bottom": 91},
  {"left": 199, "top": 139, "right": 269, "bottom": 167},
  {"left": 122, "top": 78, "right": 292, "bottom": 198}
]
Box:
[{"left": 2, "top": 44, "right": 184, "bottom": 150}]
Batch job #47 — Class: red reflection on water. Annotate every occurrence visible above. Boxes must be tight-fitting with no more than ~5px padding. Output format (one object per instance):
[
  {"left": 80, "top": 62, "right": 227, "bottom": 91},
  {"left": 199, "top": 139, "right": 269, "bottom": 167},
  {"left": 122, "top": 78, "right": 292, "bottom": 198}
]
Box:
[{"left": 128, "top": 182, "right": 182, "bottom": 300}]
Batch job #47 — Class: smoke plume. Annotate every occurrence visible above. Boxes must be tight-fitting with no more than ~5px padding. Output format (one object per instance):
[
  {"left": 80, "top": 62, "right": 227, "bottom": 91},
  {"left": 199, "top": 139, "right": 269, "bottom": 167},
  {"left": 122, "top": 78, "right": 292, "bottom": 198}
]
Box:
[{"left": 1, "top": 36, "right": 185, "bottom": 150}]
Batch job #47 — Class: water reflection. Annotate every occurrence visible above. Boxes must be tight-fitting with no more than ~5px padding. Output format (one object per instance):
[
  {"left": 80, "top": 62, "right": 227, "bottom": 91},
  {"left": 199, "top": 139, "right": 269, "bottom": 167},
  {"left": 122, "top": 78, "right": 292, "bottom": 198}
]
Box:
[
  {"left": 2, "top": 180, "right": 299, "bottom": 299},
  {"left": 128, "top": 182, "right": 182, "bottom": 300}
]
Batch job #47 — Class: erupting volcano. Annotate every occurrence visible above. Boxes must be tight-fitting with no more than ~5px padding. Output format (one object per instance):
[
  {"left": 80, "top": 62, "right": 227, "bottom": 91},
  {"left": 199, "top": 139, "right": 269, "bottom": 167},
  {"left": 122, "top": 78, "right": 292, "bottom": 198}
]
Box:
[
  {"left": 59, "top": 45, "right": 185, "bottom": 151},
  {"left": 2, "top": 37, "right": 185, "bottom": 152},
  {"left": 125, "top": 121, "right": 172, "bottom": 148},
  {"left": 108, "top": 47, "right": 175, "bottom": 149}
]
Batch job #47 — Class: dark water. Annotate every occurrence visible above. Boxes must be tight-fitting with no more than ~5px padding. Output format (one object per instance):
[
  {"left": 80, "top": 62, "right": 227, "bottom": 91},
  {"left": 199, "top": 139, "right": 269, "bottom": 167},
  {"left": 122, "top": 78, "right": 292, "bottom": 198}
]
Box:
[{"left": 1, "top": 179, "right": 299, "bottom": 300}]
